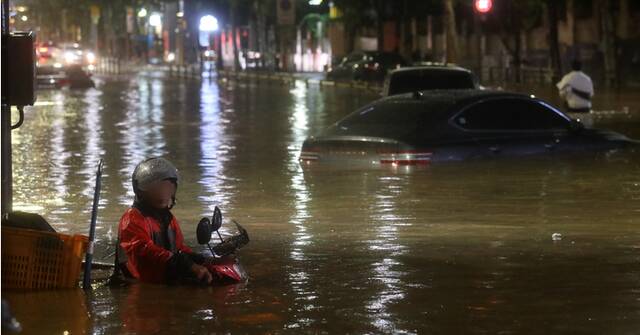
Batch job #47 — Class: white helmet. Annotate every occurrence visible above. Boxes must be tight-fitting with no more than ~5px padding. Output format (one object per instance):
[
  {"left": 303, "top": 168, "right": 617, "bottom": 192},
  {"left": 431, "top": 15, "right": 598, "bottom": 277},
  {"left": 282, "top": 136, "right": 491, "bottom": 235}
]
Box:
[{"left": 132, "top": 157, "right": 179, "bottom": 194}]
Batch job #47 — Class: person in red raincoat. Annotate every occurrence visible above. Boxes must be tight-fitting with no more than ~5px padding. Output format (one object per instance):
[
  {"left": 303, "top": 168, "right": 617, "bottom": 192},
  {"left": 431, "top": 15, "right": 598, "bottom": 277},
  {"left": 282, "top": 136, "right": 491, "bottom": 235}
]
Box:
[{"left": 113, "top": 157, "right": 212, "bottom": 284}]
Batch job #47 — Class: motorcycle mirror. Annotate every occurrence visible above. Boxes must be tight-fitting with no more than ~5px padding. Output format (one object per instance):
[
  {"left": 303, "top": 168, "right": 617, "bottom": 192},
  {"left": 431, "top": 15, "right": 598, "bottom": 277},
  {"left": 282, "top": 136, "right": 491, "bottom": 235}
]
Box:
[
  {"left": 212, "top": 206, "right": 222, "bottom": 231},
  {"left": 196, "top": 217, "right": 212, "bottom": 245}
]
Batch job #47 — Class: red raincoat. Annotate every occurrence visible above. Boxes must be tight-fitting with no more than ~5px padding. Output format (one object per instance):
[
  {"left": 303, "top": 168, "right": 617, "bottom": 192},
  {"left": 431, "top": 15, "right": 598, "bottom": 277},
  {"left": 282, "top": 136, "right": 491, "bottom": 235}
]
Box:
[{"left": 117, "top": 207, "right": 193, "bottom": 283}]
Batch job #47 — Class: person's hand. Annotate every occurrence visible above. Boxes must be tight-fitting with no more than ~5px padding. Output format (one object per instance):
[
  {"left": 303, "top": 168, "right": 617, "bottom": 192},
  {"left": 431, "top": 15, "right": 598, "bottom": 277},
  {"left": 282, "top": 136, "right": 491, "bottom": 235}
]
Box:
[{"left": 191, "top": 264, "right": 213, "bottom": 284}]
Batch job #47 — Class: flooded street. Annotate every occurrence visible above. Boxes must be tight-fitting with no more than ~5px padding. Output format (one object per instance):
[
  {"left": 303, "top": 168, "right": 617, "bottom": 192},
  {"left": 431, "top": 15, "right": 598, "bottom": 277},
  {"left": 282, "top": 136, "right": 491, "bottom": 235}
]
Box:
[{"left": 5, "top": 72, "right": 640, "bottom": 334}]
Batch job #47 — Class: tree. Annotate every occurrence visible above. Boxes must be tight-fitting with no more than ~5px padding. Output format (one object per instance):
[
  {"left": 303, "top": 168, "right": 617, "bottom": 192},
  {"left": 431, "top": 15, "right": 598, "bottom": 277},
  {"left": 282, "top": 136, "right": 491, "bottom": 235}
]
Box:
[
  {"left": 547, "top": 0, "right": 562, "bottom": 83},
  {"left": 596, "top": 0, "right": 618, "bottom": 86},
  {"left": 486, "top": 0, "right": 543, "bottom": 83},
  {"left": 332, "top": 0, "right": 371, "bottom": 53},
  {"left": 443, "top": 0, "right": 458, "bottom": 63},
  {"left": 229, "top": 0, "right": 241, "bottom": 71}
]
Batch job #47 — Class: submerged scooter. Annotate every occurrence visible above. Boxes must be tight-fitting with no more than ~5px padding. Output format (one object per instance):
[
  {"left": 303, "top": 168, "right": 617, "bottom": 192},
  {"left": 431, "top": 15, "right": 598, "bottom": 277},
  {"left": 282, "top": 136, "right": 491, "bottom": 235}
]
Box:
[{"left": 196, "top": 207, "right": 250, "bottom": 284}]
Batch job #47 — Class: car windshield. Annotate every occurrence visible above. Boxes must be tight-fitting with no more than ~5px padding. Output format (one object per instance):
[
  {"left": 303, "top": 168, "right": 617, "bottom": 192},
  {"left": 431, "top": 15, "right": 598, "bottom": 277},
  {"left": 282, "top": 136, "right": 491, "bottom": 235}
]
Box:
[
  {"left": 331, "top": 100, "right": 446, "bottom": 139},
  {"left": 455, "top": 98, "right": 569, "bottom": 131},
  {"left": 388, "top": 70, "right": 475, "bottom": 95}
]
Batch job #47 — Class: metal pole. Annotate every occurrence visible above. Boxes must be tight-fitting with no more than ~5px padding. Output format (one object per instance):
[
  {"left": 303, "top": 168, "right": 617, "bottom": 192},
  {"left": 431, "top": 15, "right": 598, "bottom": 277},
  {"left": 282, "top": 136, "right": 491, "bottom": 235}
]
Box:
[
  {"left": 1, "top": 107, "right": 11, "bottom": 216},
  {"left": 83, "top": 159, "right": 104, "bottom": 290},
  {"left": 1, "top": 0, "right": 13, "bottom": 216}
]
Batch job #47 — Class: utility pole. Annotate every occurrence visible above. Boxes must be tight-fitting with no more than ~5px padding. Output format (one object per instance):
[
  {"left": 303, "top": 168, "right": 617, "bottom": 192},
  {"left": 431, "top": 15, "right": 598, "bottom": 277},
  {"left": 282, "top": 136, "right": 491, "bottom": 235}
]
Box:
[{"left": 2, "top": 0, "right": 13, "bottom": 215}]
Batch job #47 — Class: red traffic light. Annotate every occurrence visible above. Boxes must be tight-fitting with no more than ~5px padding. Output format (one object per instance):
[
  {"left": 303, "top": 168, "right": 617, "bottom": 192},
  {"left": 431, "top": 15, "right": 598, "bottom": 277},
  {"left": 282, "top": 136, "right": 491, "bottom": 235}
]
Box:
[{"left": 474, "top": 0, "right": 492, "bottom": 13}]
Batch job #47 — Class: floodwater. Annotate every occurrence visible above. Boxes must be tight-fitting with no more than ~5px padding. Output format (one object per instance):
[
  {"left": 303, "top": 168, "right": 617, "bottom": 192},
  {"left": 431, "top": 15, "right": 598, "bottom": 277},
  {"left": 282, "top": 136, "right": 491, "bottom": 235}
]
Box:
[{"left": 4, "top": 72, "right": 640, "bottom": 334}]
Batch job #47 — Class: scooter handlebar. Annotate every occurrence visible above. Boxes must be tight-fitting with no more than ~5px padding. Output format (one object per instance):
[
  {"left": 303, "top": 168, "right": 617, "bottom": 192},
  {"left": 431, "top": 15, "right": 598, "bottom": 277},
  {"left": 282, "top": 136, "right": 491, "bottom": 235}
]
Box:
[{"left": 211, "top": 221, "right": 250, "bottom": 256}]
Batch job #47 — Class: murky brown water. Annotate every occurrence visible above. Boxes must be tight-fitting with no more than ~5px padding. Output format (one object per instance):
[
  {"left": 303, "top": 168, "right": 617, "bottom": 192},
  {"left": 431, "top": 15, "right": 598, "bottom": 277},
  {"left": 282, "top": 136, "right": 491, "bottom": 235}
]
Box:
[{"left": 4, "top": 72, "right": 640, "bottom": 334}]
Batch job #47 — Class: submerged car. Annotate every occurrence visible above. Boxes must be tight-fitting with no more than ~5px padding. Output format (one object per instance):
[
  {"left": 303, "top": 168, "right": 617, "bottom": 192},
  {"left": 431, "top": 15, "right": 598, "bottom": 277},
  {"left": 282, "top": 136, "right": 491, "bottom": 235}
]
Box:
[
  {"left": 382, "top": 65, "right": 480, "bottom": 96},
  {"left": 300, "top": 90, "right": 638, "bottom": 166},
  {"left": 327, "top": 51, "right": 408, "bottom": 82}
]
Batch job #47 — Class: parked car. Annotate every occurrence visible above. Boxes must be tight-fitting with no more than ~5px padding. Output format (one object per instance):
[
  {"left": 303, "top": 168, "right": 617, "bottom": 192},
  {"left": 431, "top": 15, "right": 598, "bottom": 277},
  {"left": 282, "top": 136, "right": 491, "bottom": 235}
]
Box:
[
  {"left": 36, "top": 65, "right": 67, "bottom": 89},
  {"left": 382, "top": 65, "right": 480, "bottom": 96},
  {"left": 300, "top": 90, "right": 638, "bottom": 166},
  {"left": 327, "top": 51, "right": 408, "bottom": 82}
]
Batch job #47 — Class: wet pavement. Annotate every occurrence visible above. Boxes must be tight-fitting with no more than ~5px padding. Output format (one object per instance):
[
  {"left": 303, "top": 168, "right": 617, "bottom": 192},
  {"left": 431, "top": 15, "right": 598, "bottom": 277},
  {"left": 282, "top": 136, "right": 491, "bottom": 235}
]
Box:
[{"left": 4, "top": 71, "right": 640, "bottom": 334}]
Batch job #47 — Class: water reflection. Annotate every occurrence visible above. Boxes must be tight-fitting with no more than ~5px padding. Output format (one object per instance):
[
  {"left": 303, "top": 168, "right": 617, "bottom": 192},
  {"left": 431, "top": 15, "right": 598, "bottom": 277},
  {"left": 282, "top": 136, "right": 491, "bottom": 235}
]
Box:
[
  {"left": 79, "top": 89, "right": 105, "bottom": 201},
  {"left": 198, "top": 79, "right": 232, "bottom": 213},
  {"left": 3, "top": 289, "right": 90, "bottom": 334},
  {"left": 118, "top": 77, "right": 167, "bottom": 205},
  {"left": 365, "top": 175, "right": 410, "bottom": 333},
  {"left": 285, "top": 81, "right": 318, "bottom": 329},
  {"left": 47, "top": 91, "right": 72, "bottom": 228}
]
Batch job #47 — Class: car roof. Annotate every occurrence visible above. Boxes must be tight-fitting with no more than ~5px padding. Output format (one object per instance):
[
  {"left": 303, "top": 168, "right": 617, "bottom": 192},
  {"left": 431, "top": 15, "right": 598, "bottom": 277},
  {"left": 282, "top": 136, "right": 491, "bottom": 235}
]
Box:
[
  {"left": 389, "top": 65, "right": 473, "bottom": 75},
  {"left": 383, "top": 89, "right": 527, "bottom": 103},
  {"left": 60, "top": 43, "right": 82, "bottom": 49},
  {"left": 374, "top": 89, "right": 541, "bottom": 116},
  {"left": 363, "top": 51, "right": 398, "bottom": 55}
]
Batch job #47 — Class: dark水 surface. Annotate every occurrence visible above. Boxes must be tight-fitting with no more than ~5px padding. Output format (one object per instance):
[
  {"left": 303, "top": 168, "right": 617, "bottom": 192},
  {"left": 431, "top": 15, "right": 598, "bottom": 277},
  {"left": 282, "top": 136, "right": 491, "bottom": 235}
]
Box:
[{"left": 5, "top": 71, "right": 640, "bottom": 334}]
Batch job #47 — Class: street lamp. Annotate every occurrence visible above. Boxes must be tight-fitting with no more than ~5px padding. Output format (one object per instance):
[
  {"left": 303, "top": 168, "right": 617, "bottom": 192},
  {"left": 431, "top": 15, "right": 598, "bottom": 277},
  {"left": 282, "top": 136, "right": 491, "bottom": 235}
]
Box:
[
  {"left": 149, "top": 13, "right": 162, "bottom": 27},
  {"left": 199, "top": 15, "right": 219, "bottom": 60},
  {"left": 199, "top": 15, "right": 219, "bottom": 32},
  {"left": 137, "top": 8, "right": 148, "bottom": 18}
]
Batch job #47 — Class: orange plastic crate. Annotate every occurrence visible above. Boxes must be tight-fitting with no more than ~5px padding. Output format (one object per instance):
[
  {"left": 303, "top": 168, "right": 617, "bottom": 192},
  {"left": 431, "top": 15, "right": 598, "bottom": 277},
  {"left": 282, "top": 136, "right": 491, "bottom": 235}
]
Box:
[{"left": 2, "top": 227, "right": 88, "bottom": 289}]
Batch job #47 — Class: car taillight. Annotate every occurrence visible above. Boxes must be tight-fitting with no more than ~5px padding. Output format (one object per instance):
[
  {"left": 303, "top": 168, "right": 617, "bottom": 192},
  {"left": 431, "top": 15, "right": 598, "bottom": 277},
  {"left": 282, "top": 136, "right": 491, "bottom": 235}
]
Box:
[
  {"left": 39, "top": 47, "right": 49, "bottom": 54},
  {"left": 378, "top": 150, "right": 433, "bottom": 165},
  {"left": 365, "top": 62, "right": 379, "bottom": 70},
  {"left": 299, "top": 141, "right": 319, "bottom": 162},
  {"left": 299, "top": 150, "right": 319, "bottom": 162}
]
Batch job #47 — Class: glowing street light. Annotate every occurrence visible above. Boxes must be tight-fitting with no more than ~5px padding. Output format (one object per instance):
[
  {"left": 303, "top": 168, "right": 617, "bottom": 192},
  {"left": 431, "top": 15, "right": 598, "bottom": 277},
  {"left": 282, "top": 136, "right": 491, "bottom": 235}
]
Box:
[
  {"left": 309, "top": 0, "right": 322, "bottom": 5},
  {"left": 20, "top": 15, "right": 28, "bottom": 22},
  {"left": 149, "top": 13, "right": 162, "bottom": 27},
  {"left": 137, "top": 8, "right": 148, "bottom": 18},
  {"left": 474, "top": 0, "right": 492, "bottom": 14},
  {"left": 199, "top": 15, "right": 219, "bottom": 32}
]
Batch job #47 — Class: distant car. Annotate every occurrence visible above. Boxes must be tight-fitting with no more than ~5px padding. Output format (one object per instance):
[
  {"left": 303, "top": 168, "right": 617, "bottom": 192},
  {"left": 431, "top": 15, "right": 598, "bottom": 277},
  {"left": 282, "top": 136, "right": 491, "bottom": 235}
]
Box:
[
  {"left": 36, "top": 41, "right": 64, "bottom": 69},
  {"left": 36, "top": 65, "right": 67, "bottom": 89},
  {"left": 53, "top": 42, "right": 95, "bottom": 69},
  {"left": 64, "top": 65, "right": 95, "bottom": 89},
  {"left": 202, "top": 49, "right": 217, "bottom": 61},
  {"left": 382, "top": 65, "right": 480, "bottom": 96},
  {"left": 327, "top": 51, "right": 408, "bottom": 82},
  {"left": 60, "top": 42, "right": 84, "bottom": 66},
  {"left": 300, "top": 90, "right": 638, "bottom": 166}
]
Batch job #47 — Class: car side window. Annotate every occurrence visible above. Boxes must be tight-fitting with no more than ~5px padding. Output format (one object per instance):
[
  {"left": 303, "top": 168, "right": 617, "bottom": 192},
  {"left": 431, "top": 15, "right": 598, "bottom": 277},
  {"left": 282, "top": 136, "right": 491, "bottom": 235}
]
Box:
[{"left": 455, "top": 98, "right": 569, "bottom": 131}]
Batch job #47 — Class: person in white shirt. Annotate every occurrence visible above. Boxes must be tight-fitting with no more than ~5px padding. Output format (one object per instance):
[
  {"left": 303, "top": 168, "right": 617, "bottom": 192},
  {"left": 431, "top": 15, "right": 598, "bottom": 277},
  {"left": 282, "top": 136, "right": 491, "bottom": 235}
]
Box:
[
  {"left": 556, "top": 60, "right": 594, "bottom": 126},
  {"left": 556, "top": 60, "right": 594, "bottom": 112}
]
